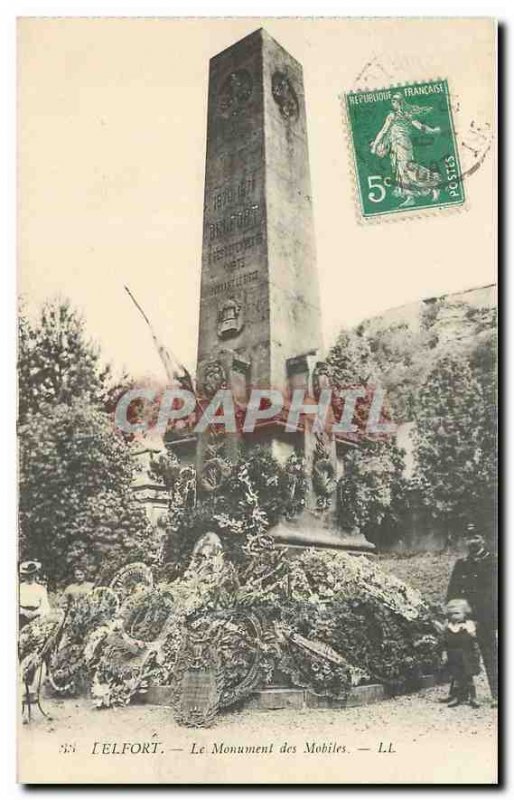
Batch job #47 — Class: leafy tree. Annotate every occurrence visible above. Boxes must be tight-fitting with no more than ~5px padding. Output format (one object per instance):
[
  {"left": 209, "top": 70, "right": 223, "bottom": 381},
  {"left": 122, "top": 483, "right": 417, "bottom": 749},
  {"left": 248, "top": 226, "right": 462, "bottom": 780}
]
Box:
[
  {"left": 328, "top": 291, "right": 497, "bottom": 549},
  {"left": 469, "top": 328, "right": 498, "bottom": 537},
  {"left": 345, "top": 295, "right": 496, "bottom": 425},
  {"left": 18, "top": 299, "right": 113, "bottom": 423},
  {"left": 366, "top": 321, "right": 422, "bottom": 421},
  {"left": 326, "top": 326, "right": 407, "bottom": 549},
  {"left": 326, "top": 327, "right": 378, "bottom": 387},
  {"left": 18, "top": 399, "right": 157, "bottom": 587},
  {"left": 413, "top": 351, "right": 493, "bottom": 544},
  {"left": 17, "top": 297, "right": 159, "bottom": 585}
]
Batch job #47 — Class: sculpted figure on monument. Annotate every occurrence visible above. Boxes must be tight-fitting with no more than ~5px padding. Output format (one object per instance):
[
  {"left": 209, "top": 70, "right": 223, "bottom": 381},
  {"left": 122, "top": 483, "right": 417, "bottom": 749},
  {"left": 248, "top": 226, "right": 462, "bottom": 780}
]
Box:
[
  {"left": 312, "top": 432, "right": 337, "bottom": 509},
  {"left": 312, "top": 360, "right": 331, "bottom": 400}
]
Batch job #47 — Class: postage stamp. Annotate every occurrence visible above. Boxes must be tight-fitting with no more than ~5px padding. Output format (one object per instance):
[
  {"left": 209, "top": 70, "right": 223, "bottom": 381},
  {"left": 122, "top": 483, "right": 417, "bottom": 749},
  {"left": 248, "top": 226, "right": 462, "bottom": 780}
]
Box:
[{"left": 345, "top": 80, "right": 465, "bottom": 218}]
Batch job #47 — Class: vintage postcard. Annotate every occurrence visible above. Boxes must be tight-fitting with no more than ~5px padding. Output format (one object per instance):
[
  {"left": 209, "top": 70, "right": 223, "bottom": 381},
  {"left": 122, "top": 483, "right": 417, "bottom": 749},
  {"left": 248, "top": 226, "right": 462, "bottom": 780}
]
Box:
[{"left": 17, "top": 17, "right": 497, "bottom": 784}]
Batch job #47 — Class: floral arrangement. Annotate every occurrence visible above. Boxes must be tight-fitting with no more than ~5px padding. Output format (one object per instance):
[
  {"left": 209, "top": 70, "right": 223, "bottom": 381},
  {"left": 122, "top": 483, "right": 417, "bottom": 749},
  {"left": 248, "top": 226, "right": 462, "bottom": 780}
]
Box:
[
  {"left": 119, "top": 588, "right": 175, "bottom": 644},
  {"left": 48, "top": 588, "right": 120, "bottom": 695},
  {"left": 21, "top": 449, "right": 442, "bottom": 723},
  {"left": 230, "top": 547, "right": 441, "bottom": 698},
  {"left": 83, "top": 546, "right": 440, "bottom": 713},
  {"left": 19, "top": 610, "right": 65, "bottom": 684},
  {"left": 24, "top": 542, "right": 441, "bottom": 718},
  {"left": 90, "top": 625, "right": 160, "bottom": 708}
]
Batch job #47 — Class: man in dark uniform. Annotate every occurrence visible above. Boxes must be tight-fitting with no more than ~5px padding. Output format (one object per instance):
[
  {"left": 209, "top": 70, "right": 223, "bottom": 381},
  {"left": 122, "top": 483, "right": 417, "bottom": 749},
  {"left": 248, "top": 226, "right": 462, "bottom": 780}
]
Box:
[{"left": 447, "top": 523, "right": 498, "bottom": 705}]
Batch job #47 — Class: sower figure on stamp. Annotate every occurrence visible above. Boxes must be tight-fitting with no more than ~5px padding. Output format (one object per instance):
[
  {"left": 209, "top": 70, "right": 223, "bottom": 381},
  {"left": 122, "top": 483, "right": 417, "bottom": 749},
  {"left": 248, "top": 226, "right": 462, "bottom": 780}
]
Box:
[
  {"left": 370, "top": 93, "right": 442, "bottom": 208},
  {"left": 446, "top": 523, "right": 498, "bottom": 706}
]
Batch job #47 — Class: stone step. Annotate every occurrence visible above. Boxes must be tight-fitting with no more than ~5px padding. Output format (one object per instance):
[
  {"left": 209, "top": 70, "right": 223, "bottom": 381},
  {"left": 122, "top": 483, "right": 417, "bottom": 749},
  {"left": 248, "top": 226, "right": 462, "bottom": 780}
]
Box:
[
  {"left": 246, "top": 684, "right": 386, "bottom": 711},
  {"left": 135, "top": 676, "right": 440, "bottom": 712},
  {"left": 246, "top": 688, "right": 306, "bottom": 711},
  {"left": 136, "top": 686, "right": 175, "bottom": 706}
]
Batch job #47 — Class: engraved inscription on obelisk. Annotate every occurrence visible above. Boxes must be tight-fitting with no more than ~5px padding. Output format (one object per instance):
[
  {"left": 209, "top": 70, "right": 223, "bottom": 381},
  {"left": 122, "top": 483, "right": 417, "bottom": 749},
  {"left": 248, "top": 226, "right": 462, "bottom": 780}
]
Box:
[{"left": 197, "top": 29, "right": 322, "bottom": 400}]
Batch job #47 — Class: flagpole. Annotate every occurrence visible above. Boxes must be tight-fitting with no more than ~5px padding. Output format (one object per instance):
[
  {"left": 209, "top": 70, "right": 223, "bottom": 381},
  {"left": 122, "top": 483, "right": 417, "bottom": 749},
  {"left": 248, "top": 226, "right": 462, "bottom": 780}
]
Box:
[{"left": 123, "top": 285, "right": 194, "bottom": 392}]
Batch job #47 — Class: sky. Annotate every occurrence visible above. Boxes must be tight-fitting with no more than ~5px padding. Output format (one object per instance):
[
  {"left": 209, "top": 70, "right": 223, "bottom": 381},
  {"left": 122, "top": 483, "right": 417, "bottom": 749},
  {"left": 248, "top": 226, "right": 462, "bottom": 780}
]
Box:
[{"left": 18, "top": 17, "right": 496, "bottom": 382}]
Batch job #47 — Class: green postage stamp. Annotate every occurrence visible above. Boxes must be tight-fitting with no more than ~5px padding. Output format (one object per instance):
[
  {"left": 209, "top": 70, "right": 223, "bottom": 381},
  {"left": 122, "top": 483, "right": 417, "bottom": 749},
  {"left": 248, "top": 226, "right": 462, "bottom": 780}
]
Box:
[{"left": 345, "top": 80, "right": 465, "bottom": 218}]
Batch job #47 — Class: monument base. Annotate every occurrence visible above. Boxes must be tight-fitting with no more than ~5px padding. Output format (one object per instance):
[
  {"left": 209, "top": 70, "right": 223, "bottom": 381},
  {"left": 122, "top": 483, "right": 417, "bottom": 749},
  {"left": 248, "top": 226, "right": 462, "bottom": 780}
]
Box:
[
  {"left": 165, "top": 424, "right": 374, "bottom": 554},
  {"left": 270, "top": 514, "right": 375, "bottom": 554}
]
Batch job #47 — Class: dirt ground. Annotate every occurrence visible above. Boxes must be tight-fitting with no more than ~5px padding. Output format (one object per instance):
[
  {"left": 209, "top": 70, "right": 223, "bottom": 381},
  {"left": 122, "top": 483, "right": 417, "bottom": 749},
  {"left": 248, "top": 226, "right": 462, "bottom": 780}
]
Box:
[{"left": 19, "top": 675, "right": 497, "bottom": 785}]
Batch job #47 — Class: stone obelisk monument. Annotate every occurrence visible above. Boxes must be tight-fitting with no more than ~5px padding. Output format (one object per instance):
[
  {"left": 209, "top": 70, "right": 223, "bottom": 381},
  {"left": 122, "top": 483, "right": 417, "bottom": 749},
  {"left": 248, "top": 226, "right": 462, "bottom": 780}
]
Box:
[
  {"left": 197, "top": 28, "right": 322, "bottom": 404},
  {"left": 170, "top": 29, "right": 371, "bottom": 550},
  {"left": 195, "top": 29, "right": 331, "bottom": 477}
]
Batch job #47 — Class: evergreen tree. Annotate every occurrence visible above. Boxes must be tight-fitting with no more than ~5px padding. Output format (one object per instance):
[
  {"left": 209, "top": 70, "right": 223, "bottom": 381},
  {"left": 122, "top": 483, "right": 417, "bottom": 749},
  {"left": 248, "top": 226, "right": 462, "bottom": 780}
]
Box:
[
  {"left": 413, "top": 351, "right": 491, "bottom": 544},
  {"left": 18, "top": 299, "right": 113, "bottom": 423},
  {"left": 337, "top": 439, "right": 408, "bottom": 547}
]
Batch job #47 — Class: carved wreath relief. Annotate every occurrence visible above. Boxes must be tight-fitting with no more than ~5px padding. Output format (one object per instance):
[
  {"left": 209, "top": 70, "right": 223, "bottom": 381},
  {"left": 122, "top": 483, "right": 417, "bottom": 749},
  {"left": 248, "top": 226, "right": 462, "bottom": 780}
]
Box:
[
  {"left": 271, "top": 71, "right": 299, "bottom": 121},
  {"left": 218, "top": 69, "right": 253, "bottom": 116},
  {"left": 199, "top": 359, "right": 227, "bottom": 398}
]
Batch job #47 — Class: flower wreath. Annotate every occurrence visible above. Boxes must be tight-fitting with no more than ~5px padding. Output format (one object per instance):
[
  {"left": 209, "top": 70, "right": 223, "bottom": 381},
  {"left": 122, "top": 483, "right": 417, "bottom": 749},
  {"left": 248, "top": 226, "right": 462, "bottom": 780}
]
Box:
[
  {"left": 110, "top": 563, "right": 154, "bottom": 597},
  {"left": 119, "top": 589, "right": 176, "bottom": 648}
]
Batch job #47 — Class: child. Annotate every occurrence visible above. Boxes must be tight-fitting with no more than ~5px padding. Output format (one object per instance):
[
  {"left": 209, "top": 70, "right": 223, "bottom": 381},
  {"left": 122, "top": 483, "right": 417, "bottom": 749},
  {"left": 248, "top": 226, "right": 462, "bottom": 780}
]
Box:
[{"left": 442, "top": 598, "right": 481, "bottom": 708}]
